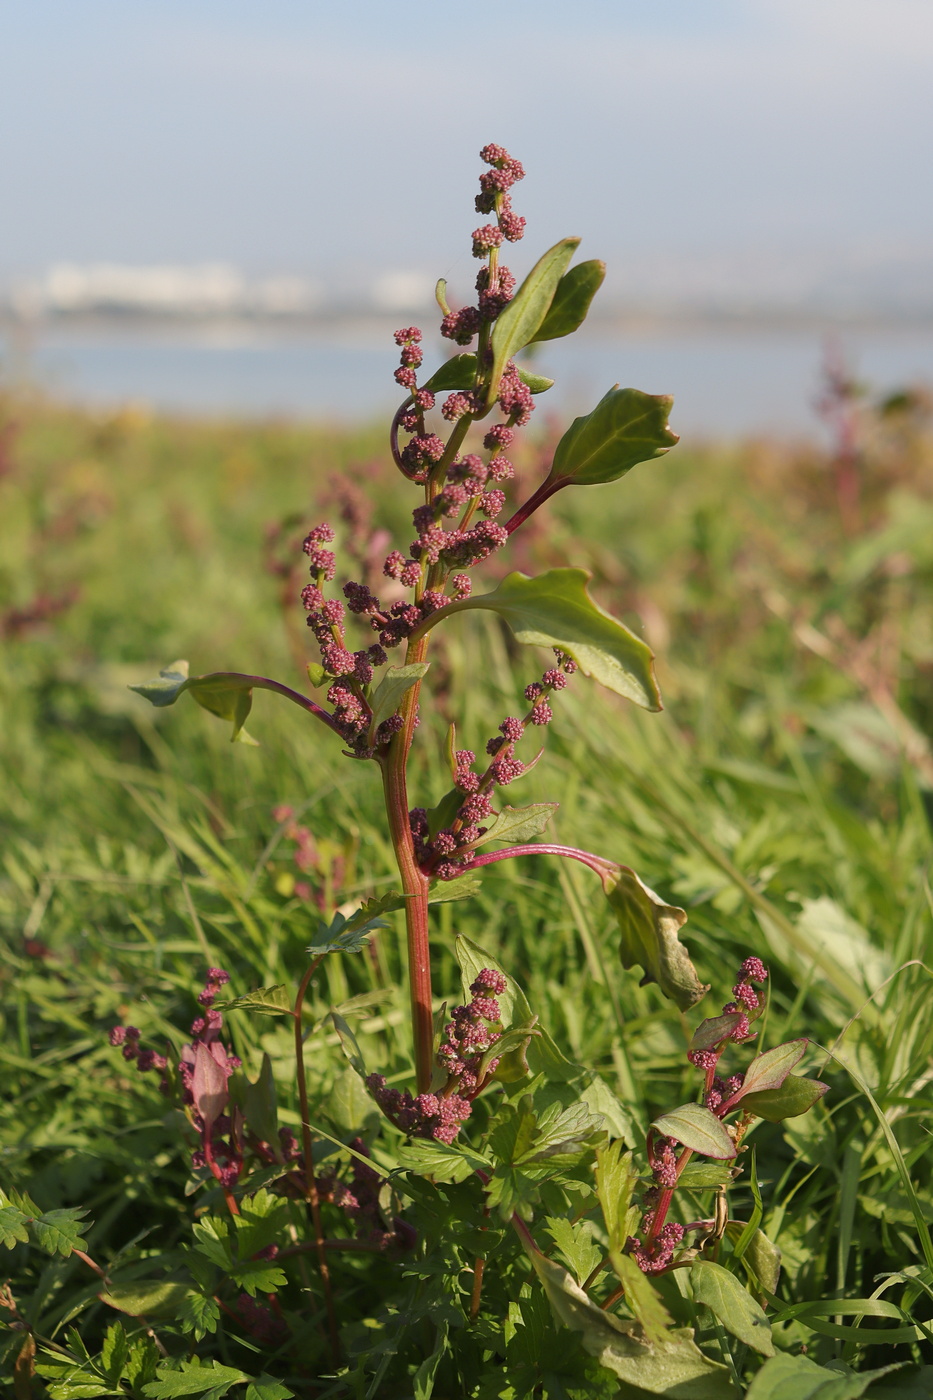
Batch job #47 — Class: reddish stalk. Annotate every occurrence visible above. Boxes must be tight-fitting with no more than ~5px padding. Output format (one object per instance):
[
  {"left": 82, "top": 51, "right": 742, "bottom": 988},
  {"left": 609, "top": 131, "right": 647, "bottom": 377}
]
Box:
[
  {"left": 464, "top": 842, "right": 619, "bottom": 881},
  {"left": 503, "top": 475, "right": 566, "bottom": 535}
]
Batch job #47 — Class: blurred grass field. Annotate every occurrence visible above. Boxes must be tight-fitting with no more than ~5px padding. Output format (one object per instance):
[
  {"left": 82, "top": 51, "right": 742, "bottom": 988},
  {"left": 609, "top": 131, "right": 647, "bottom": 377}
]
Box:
[{"left": 2, "top": 386, "right": 933, "bottom": 1381}]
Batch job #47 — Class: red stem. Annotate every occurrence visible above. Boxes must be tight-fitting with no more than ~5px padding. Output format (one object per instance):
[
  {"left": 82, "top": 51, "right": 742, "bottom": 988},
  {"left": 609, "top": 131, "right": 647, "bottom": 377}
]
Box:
[
  {"left": 205, "top": 672, "right": 343, "bottom": 735},
  {"left": 463, "top": 843, "right": 619, "bottom": 880},
  {"left": 503, "top": 475, "right": 567, "bottom": 536}
]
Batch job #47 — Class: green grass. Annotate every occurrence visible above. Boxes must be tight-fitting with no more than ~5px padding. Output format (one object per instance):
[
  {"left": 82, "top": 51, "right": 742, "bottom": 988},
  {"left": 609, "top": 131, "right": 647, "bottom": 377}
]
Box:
[{"left": 1, "top": 392, "right": 932, "bottom": 1393}]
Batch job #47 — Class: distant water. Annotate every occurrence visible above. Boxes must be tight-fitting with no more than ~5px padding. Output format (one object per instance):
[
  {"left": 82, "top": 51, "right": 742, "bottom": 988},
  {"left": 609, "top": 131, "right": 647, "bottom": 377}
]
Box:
[{"left": 4, "top": 320, "right": 933, "bottom": 438}]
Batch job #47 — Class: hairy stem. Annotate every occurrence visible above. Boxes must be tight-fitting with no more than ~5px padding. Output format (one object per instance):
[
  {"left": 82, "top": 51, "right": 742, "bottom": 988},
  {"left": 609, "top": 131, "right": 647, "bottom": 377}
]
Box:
[
  {"left": 382, "top": 634, "right": 434, "bottom": 1093},
  {"left": 293, "top": 954, "right": 339, "bottom": 1362}
]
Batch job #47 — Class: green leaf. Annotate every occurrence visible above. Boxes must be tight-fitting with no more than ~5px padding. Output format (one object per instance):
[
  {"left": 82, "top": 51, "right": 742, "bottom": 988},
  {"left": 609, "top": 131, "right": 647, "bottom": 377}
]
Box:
[
  {"left": 245, "top": 1379, "right": 295, "bottom": 1400},
  {"left": 425, "top": 785, "right": 464, "bottom": 841},
  {"left": 326, "top": 1065, "right": 377, "bottom": 1134},
  {"left": 651, "top": 1103, "right": 736, "bottom": 1160},
  {"left": 0, "top": 1203, "right": 30, "bottom": 1248},
  {"left": 488, "top": 237, "right": 580, "bottom": 401},
  {"left": 526, "top": 1247, "right": 736, "bottom": 1397},
  {"left": 464, "top": 802, "right": 558, "bottom": 849},
  {"left": 100, "top": 1280, "right": 190, "bottom": 1318},
  {"left": 608, "top": 1248, "right": 674, "bottom": 1344},
  {"left": 545, "top": 1217, "right": 604, "bottom": 1285},
  {"left": 745, "top": 1354, "right": 904, "bottom": 1399},
  {"left": 308, "top": 905, "right": 390, "bottom": 956},
  {"left": 740, "top": 1074, "right": 829, "bottom": 1122},
  {"left": 101, "top": 1322, "right": 129, "bottom": 1384},
  {"left": 690, "top": 1258, "right": 774, "bottom": 1355},
  {"left": 368, "top": 662, "right": 430, "bottom": 732},
  {"left": 396, "top": 1138, "right": 492, "bottom": 1184},
  {"left": 518, "top": 367, "right": 554, "bottom": 394},
  {"left": 548, "top": 386, "right": 678, "bottom": 487},
  {"left": 596, "top": 1141, "right": 639, "bottom": 1250},
  {"left": 433, "top": 568, "right": 661, "bottom": 709},
  {"left": 237, "top": 1053, "right": 280, "bottom": 1154},
  {"left": 529, "top": 258, "right": 606, "bottom": 343},
  {"left": 142, "top": 1359, "right": 251, "bottom": 1398},
  {"left": 677, "top": 1162, "right": 735, "bottom": 1190},
  {"left": 603, "top": 865, "right": 708, "bottom": 1010},
  {"left": 428, "top": 873, "right": 483, "bottom": 903},
  {"left": 30, "top": 1207, "right": 90, "bottom": 1257},
  {"left": 736, "top": 1226, "right": 782, "bottom": 1294},
  {"left": 331, "top": 1011, "right": 367, "bottom": 1075},
  {"left": 179, "top": 1291, "right": 221, "bottom": 1341},
  {"left": 129, "top": 664, "right": 320, "bottom": 745},
  {"left": 737, "top": 1040, "right": 808, "bottom": 1098},
  {"left": 217, "top": 984, "right": 291, "bottom": 1016},
  {"left": 422, "top": 353, "right": 477, "bottom": 393}
]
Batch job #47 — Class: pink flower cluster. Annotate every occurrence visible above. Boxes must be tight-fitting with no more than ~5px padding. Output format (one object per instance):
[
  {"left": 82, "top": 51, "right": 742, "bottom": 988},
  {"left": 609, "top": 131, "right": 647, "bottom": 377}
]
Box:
[
  {"left": 411, "top": 650, "right": 576, "bottom": 879},
  {"left": 366, "top": 969, "right": 506, "bottom": 1143}
]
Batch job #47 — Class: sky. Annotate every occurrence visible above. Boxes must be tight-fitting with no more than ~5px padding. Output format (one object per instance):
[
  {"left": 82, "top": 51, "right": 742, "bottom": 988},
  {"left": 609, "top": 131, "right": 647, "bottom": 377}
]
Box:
[{"left": 2, "top": 0, "right": 933, "bottom": 302}]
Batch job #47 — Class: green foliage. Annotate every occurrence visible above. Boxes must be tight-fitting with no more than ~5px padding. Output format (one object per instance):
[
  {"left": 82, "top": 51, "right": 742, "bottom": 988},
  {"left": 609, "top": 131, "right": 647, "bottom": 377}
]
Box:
[
  {"left": 487, "top": 237, "right": 580, "bottom": 401},
  {"left": 548, "top": 385, "right": 679, "bottom": 486},
  {"left": 603, "top": 863, "right": 709, "bottom": 1009}
]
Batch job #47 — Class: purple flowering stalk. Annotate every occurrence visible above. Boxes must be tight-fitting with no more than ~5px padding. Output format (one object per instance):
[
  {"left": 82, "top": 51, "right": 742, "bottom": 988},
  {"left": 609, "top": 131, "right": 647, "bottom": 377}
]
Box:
[{"left": 130, "top": 142, "right": 679, "bottom": 1104}]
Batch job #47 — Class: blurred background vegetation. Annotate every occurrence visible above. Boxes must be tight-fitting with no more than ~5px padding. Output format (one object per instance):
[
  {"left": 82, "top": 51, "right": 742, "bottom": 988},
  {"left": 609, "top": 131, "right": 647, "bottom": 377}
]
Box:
[{"left": 1, "top": 380, "right": 932, "bottom": 1379}]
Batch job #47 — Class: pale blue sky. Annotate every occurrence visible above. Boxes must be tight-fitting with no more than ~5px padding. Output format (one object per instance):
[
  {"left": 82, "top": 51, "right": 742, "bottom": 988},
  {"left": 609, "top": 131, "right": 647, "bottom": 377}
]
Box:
[{"left": 2, "top": 1, "right": 932, "bottom": 291}]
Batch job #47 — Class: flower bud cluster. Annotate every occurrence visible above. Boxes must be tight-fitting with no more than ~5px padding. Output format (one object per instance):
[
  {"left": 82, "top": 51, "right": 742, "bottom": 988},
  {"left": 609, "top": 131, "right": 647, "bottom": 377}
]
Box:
[
  {"left": 366, "top": 969, "right": 506, "bottom": 1144},
  {"left": 315, "top": 1137, "right": 416, "bottom": 1253}
]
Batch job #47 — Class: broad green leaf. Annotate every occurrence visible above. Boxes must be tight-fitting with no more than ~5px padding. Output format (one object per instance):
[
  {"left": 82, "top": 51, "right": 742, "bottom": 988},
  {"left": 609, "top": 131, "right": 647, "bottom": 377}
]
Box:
[
  {"left": 237, "top": 1054, "right": 280, "bottom": 1155},
  {"left": 142, "top": 1359, "right": 251, "bottom": 1398},
  {"left": 745, "top": 1354, "right": 904, "bottom": 1399},
  {"left": 608, "top": 1248, "right": 674, "bottom": 1344},
  {"left": 326, "top": 1065, "right": 376, "bottom": 1133},
  {"left": 425, "top": 786, "right": 464, "bottom": 841},
  {"left": 31, "top": 1207, "right": 90, "bottom": 1257},
  {"left": 428, "top": 873, "right": 483, "bottom": 903},
  {"left": 229, "top": 1258, "right": 287, "bottom": 1297},
  {"left": 740, "top": 1074, "right": 829, "bottom": 1122},
  {"left": 576, "top": 1072, "right": 635, "bottom": 1142},
  {"left": 422, "top": 353, "right": 478, "bottom": 393},
  {"left": 245, "top": 1379, "right": 295, "bottom": 1400},
  {"left": 475, "top": 1018, "right": 540, "bottom": 1083},
  {"left": 368, "top": 662, "right": 430, "bottom": 732},
  {"left": 677, "top": 1162, "right": 735, "bottom": 1190},
  {"left": 217, "top": 984, "right": 291, "bottom": 1016},
  {"left": 526, "top": 1248, "right": 736, "bottom": 1397},
  {"left": 603, "top": 866, "right": 708, "bottom": 1010},
  {"left": 463, "top": 802, "right": 559, "bottom": 849},
  {"left": 731, "top": 1225, "right": 782, "bottom": 1294},
  {"left": 396, "top": 1138, "right": 492, "bottom": 1184},
  {"left": 100, "top": 1280, "right": 190, "bottom": 1318},
  {"left": 545, "top": 1217, "right": 604, "bottom": 1285},
  {"left": 179, "top": 1291, "right": 221, "bottom": 1341},
  {"left": 690, "top": 1258, "right": 774, "bottom": 1355},
  {"left": 651, "top": 1103, "right": 736, "bottom": 1160},
  {"left": 455, "top": 934, "right": 576, "bottom": 1082},
  {"left": 530, "top": 258, "right": 606, "bottom": 343},
  {"left": 737, "top": 1040, "right": 808, "bottom": 1098},
  {"left": 488, "top": 237, "right": 580, "bottom": 401},
  {"left": 690, "top": 1012, "right": 745, "bottom": 1051},
  {"left": 548, "top": 386, "right": 678, "bottom": 486},
  {"left": 596, "top": 1141, "right": 639, "bottom": 1249},
  {"left": 428, "top": 568, "right": 661, "bottom": 709},
  {"left": 517, "top": 1100, "right": 607, "bottom": 1164}
]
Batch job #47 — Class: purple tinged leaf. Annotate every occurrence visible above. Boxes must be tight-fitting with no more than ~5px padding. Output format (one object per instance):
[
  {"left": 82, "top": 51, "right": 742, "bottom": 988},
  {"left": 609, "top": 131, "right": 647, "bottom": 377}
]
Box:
[
  {"left": 651, "top": 1103, "right": 737, "bottom": 1160},
  {"left": 690, "top": 1012, "right": 746, "bottom": 1051},
  {"left": 192, "top": 1042, "right": 229, "bottom": 1131},
  {"left": 734, "top": 1040, "right": 808, "bottom": 1100},
  {"left": 739, "top": 1075, "right": 829, "bottom": 1123}
]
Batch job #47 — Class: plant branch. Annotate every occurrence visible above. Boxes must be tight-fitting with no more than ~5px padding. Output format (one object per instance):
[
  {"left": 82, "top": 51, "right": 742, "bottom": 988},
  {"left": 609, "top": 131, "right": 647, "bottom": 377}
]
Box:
[
  {"left": 463, "top": 843, "right": 620, "bottom": 880},
  {"left": 503, "top": 474, "right": 566, "bottom": 535}
]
